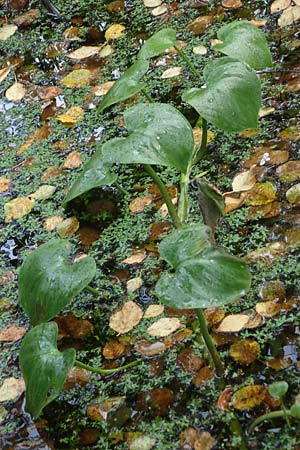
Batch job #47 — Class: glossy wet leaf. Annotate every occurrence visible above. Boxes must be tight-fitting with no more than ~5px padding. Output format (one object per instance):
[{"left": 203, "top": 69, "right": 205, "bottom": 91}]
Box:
[
  {"left": 229, "top": 340, "right": 260, "bottom": 364},
  {"left": 98, "top": 59, "right": 149, "bottom": 113},
  {"left": 19, "top": 240, "right": 96, "bottom": 325},
  {"left": 64, "top": 146, "right": 117, "bottom": 203},
  {"left": 213, "top": 21, "right": 272, "bottom": 69},
  {"left": 183, "top": 58, "right": 261, "bottom": 132},
  {"left": 197, "top": 181, "right": 224, "bottom": 231},
  {"left": 232, "top": 385, "right": 267, "bottom": 410},
  {"left": 19, "top": 322, "right": 76, "bottom": 418},
  {"left": 102, "top": 103, "right": 194, "bottom": 174},
  {"left": 268, "top": 381, "right": 288, "bottom": 399},
  {"left": 138, "top": 28, "right": 176, "bottom": 59},
  {"left": 290, "top": 403, "right": 300, "bottom": 418},
  {"left": 155, "top": 224, "right": 251, "bottom": 309}
]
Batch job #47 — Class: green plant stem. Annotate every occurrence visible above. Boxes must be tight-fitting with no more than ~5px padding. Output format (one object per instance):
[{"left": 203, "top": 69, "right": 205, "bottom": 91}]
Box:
[
  {"left": 248, "top": 409, "right": 293, "bottom": 435},
  {"left": 196, "top": 309, "right": 224, "bottom": 377},
  {"left": 144, "top": 164, "right": 181, "bottom": 229},
  {"left": 85, "top": 285, "right": 100, "bottom": 297},
  {"left": 282, "top": 404, "right": 291, "bottom": 429},
  {"left": 141, "top": 89, "right": 154, "bottom": 103},
  {"left": 194, "top": 118, "right": 208, "bottom": 163},
  {"left": 75, "top": 359, "right": 139, "bottom": 375},
  {"left": 114, "top": 181, "right": 129, "bottom": 195},
  {"left": 175, "top": 46, "right": 202, "bottom": 79},
  {"left": 177, "top": 145, "right": 197, "bottom": 223},
  {"left": 229, "top": 415, "right": 249, "bottom": 450}
]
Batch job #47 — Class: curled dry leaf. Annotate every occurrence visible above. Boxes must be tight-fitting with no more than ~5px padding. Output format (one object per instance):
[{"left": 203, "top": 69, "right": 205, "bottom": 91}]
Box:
[
  {"left": 127, "top": 276, "right": 143, "bottom": 293},
  {"left": 0, "top": 324, "right": 27, "bottom": 342},
  {"left": 109, "top": 301, "right": 143, "bottom": 334},
  {"left": 217, "top": 387, "right": 233, "bottom": 410},
  {"left": 55, "top": 313, "right": 93, "bottom": 339},
  {"left": 232, "top": 166, "right": 257, "bottom": 192},
  {"left": 4, "top": 197, "right": 35, "bottom": 222},
  {"left": 147, "top": 317, "right": 181, "bottom": 337},
  {"left": 216, "top": 314, "right": 249, "bottom": 333},
  {"left": 232, "top": 385, "right": 267, "bottom": 410},
  {"left": 6, "top": 82, "right": 26, "bottom": 102},
  {"left": 0, "top": 24, "right": 18, "bottom": 41},
  {"left": 0, "top": 67, "right": 10, "bottom": 83},
  {"left": 56, "top": 107, "right": 84, "bottom": 126},
  {"left": 161, "top": 67, "right": 182, "bottom": 79},
  {"left": 144, "top": 304, "right": 164, "bottom": 318},
  {"left": 67, "top": 46, "right": 100, "bottom": 60},
  {"left": 105, "top": 24, "right": 125, "bottom": 40},
  {"left": 224, "top": 194, "right": 244, "bottom": 214},
  {"left": 122, "top": 252, "right": 146, "bottom": 265},
  {"left": 229, "top": 340, "right": 260, "bottom": 365},
  {"left": 0, "top": 377, "right": 25, "bottom": 402},
  {"left": 62, "top": 151, "right": 82, "bottom": 169}
]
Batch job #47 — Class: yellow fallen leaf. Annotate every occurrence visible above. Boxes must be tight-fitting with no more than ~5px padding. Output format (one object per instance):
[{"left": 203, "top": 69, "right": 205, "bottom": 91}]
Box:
[
  {"left": 161, "top": 67, "right": 182, "bottom": 79},
  {"left": 0, "top": 178, "right": 11, "bottom": 193},
  {"left": 61, "top": 69, "right": 96, "bottom": 88},
  {"left": 0, "top": 67, "right": 10, "bottom": 83},
  {"left": 255, "top": 301, "right": 282, "bottom": 317},
  {"left": 0, "top": 377, "right": 25, "bottom": 402},
  {"left": 144, "top": 304, "right": 165, "bottom": 318},
  {"left": 216, "top": 314, "right": 249, "bottom": 333},
  {"left": 147, "top": 317, "right": 181, "bottom": 337},
  {"left": 43, "top": 215, "right": 64, "bottom": 231},
  {"left": 99, "top": 44, "right": 114, "bottom": 57},
  {"left": 105, "top": 24, "right": 125, "bottom": 40},
  {"left": 62, "top": 151, "right": 82, "bottom": 169},
  {"left": 67, "top": 46, "right": 100, "bottom": 60},
  {"left": 4, "top": 197, "right": 35, "bottom": 222},
  {"left": 122, "top": 252, "right": 146, "bottom": 264},
  {"left": 56, "top": 216, "right": 80, "bottom": 238},
  {"left": 5, "top": 82, "right": 26, "bottom": 102},
  {"left": 56, "top": 107, "right": 84, "bottom": 126},
  {"left": 109, "top": 301, "right": 143, "bottom": 334},
  {"left": 0, "top": 24, "right": 18, "bottom": 41},
  {"left": 229, "top": 340, "right": 260, "bottom": 365},
  {"left": 232, "top": 385, "right": 267, "bottom": 410},
  {"left": 127, "top": 276, "right": 143, "bottom": 293},
  {"left": 30, "top": 185, "right": 56, "bottom": 200}
]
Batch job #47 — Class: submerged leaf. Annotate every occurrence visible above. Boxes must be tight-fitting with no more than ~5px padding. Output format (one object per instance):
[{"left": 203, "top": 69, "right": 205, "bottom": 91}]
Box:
[
  {"left": 102, "top": 103, "right": 194, "bottom": 174},
  {"left": 138, "top": 28, "right": 177, "bottom": 59},
  {"left": 98, "top": 59, "right": 149, "bottom": 113},
  {"left": 19, "top": 322, "right": 76, "bottom": 418},
  {"left": 213, "top": 21, "right": 272, "bottom": 69},
  {"left": 156, "top": 224, "right": 251, "bottom": 309},
  {"left": 19, "top": 240, "right": 96, "bottom": 325},
  {"left": 183, "top": 58, "right": 261, "bottom": 132}
]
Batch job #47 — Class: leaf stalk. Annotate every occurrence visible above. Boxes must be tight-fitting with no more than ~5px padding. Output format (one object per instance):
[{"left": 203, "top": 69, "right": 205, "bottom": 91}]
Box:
[{"left": 75, "top": 359, "right": 139, "bottom": 375}]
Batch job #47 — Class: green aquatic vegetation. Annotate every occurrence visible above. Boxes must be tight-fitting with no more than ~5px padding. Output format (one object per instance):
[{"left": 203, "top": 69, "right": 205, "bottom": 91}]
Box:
[{"left": 17, "top": 21, "right": 272, "bottom": 447}]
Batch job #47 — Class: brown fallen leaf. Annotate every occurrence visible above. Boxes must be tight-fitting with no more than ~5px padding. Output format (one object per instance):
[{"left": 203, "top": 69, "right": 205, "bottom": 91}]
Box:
[
  {"left": 144, "top": 304, "right": 164, "bottom": 318},
  {"left": 232, "top": 385, "right": 267, "bottom": 410},
  {"left": 177, "top": 348, "right": 204, "bottom": 372},
  {"left": 0, "top": 324, "right": 27, "bottom": 342},
  {"left": 122, "top": 252, "right": 146, "bottom": 265},
  {"left": 92, "top": 81, "right": 115, "bottom": 96},
  {"left": 17, "top": 123, "right": 51, "bottom": 155},
  {"left": 30, "top": 185, "right": 56, "bottom": 200},
  {"left": 186, "top": 15, "right": 214, "bottom": 34},
  {"left": 56, "top": 216, "right": 80, "bottom": 238},
  {"left": 5, "top": 82, "right": 26, "bottom": 102},
  {"left": 279, "top": 125, "right": 300, "bottom": 141},
  {"left": 229, "top": 340, "right": 260, "bottom": 365},
  {"left": 109, "top": 301, "right": 143, "bottom": 334},
  {"left": 12, "top": 8, "right": 40, "bottom": 26},
  {"left": 41, "top": 166, "right": 64, "bottom": 182},
  {"left": 193, "top": 366, "right": 215, "bottom": 386},
  {"left": 271, "top": 0, "right": 291, "bottom": 14},
  {"left": 245, "top": 241, "right": 288, "bottom": 265},
  {"left": 135, "top": 339, "right": 166, "bottom": 356},
  {"left": 255, "top": 300, "right": 284, "bottom": 318},
  {"left": 43, "top": 215, "right": 64, "bottom": 231},
  {"left": 56, "top": 107, "right": 84, "bottom": 126},
  {"left": 217, "top": 387, "right": 233, "bottom": 410},
  {"left": 149, "top": 387, "right": 174, "bottom": 415},
  {"left": 0, "top": 178, "right": 11, "bottom": 193},
  {"left": 180, "top": 428, "right": 217, "bottom": 450},
  {"left": 87, "top": 396, "right": 126, "bottom": 422},
  {"left": 67, "top": 46, "right": 100, "bottom": 60},
  {"left": 246, "top": 202, "right": 281, "bottom": 220},
  {"left": 276, "top": 160, "right": 300, "bottom": 182},
  {"left": 55, "top": 313, "right": 93, "bottom": 339},
  {"left": 147, "top": 317, "right": 181, "bottom": 337},
  {"left": 4, "top": 197, "right": 35, "bottom": 222},
  {"left": 260, "top": 280, "right": 285, "bottom": 302},
  {"left": 265, "top": 356, "right": 293, "bottom": 371},
  {"left": 278, "top": 6, "right": 300, "bottom": 27},
  {"left": 64, "top": 367, "right": 91, "bottom": 389},
  {"left": 216, "top": 314, "right": 249, "bottom": 333},
  {"left": 105, "top": 24, "right": 125, "bottom": 40},
  {"left": 103, "top": 339, "right": 129, "bottom": 359},
  {"left": 129, "top": 195, "right": 154, "bottom": 213},
  {"left": 242, "top": 147, "right": 289, "bottom": 168},
  {"left": 62, "top": 151, "right": 82, "bottom": 169},
  {"left": 0, "top": 24, "right": 18, "bottom": 41},
  {"left": 76, "top": 226, "right": 100, "bottom": 247},
  {"left": 224, "top": 194, "right": 244, "bottom": 213},
  {"left": 0, "top": 377, "right": 25, "bottom": 402},
  {"left": 204, "top": 308, "right": 225, "bottom": 328},
  {"left": 222, "top": 0, "right": 242, "bottom": 8}
]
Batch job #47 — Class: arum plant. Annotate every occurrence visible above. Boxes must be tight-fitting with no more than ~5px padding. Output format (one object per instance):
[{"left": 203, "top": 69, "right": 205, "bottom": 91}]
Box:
[{"left": 18, "top": 21, "right": 272, "bottom": 425}]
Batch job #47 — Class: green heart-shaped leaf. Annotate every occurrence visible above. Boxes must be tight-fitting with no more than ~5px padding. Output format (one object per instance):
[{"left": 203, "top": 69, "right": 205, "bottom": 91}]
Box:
[
  {"left": 19, "top": 240, "right": 96, "bottom": 325},
  {"left": 20, "top": 322, "right": 76, "bottom": 419},
  {"left": 102, "top": 103, "right": 194, "bottom": 174},
  {"left": 98, "top": 59, "right": 149, "bottom": 113},
  {"left": 213, "top": 21, "right": 272, "bottom": 69},
  {"left": 183, "top": 57, "right": 261, "bottom": 132},
  {"left": 64, "top": 146, "right": 117, "bottom": 204},
  {"left": 138, "top": 28, "right": 177, "bottom": 60},
  {"left": 156, "top": 224, "right": 251, "bottom": 309},
  {"left": 268, "top": 381, "right": 289, "bottom": 399}
]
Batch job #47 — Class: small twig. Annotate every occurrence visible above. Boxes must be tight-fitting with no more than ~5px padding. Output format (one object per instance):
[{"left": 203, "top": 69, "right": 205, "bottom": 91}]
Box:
[{"left": 41, "top": 0, "right": 62, "bottom": 19}]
